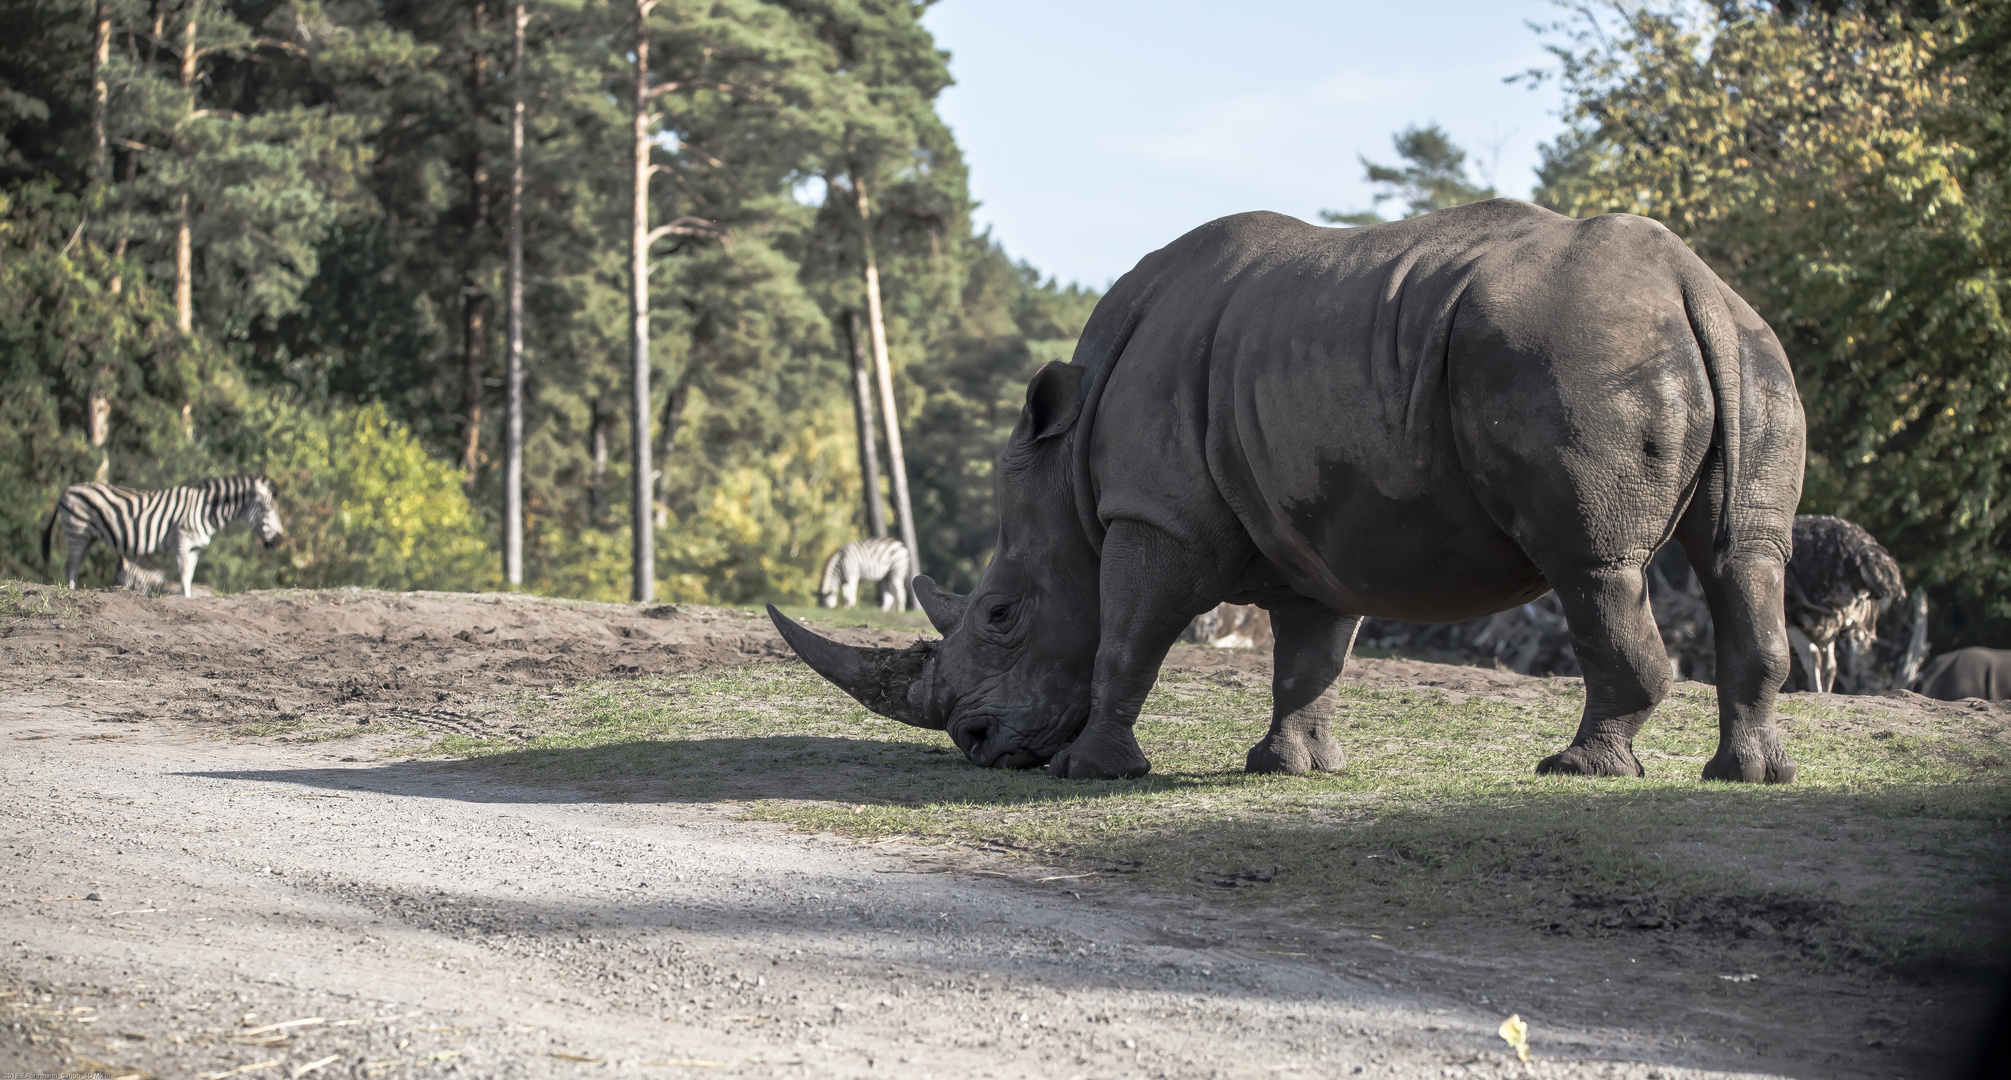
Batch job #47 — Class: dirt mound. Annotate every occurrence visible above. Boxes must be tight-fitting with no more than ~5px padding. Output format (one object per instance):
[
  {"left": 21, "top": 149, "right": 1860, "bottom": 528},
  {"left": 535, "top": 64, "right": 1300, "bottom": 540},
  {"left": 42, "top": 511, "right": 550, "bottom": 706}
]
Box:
[
  {"left": 8, "top": 581, "right": 1999, "bottom": 742},
  {"left": 0, "top": 585, "right": 922, "bottom": 734}
]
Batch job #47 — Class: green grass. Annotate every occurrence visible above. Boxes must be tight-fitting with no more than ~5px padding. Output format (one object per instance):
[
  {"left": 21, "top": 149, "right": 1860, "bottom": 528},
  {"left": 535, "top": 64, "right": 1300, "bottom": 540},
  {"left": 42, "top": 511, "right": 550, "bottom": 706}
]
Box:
[
  {"left": 0, "top": 581, "right": 78, "bottom": 619},
  {"left": 751, "top": 602, "right": 939, "bottom": 636},
  {"left": 424, "top": 660, "right": 2011, "bottom": 975}
]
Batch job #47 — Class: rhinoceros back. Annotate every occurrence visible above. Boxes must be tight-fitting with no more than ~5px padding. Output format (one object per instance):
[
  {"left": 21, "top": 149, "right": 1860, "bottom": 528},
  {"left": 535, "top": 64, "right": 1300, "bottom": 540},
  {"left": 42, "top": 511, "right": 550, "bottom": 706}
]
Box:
[{"left": 1065, "top": 200, "right": 1790, "bottom": 623}]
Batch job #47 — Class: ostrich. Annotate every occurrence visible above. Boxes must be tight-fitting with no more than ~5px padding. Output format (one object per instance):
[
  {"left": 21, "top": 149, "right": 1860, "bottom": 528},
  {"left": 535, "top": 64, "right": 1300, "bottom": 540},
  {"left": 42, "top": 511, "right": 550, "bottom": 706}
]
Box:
[{"left": 1784, "top": 515, "right": 1906, "bottom": 693}]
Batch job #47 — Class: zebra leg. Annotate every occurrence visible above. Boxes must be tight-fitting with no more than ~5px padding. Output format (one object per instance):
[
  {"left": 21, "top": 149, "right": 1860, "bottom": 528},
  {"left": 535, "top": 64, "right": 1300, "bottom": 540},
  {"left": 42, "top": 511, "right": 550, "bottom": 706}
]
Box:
[
  {"left": 879, "top": 577, "right": 897, "bottom": 612},
  {"left": 1818, "top": 640, "right": 1838, "bottom": 694},
  {"left": 177, "top": 537, "right": 200, "bottom": 597},
  {"left": 841, "top": 577, "right": 859, "bottom": 609},
  {"left": 64, "top": 534, "right": 90, "bottom": 589},
  {"left": 1786, "top": 627, "right": 1820, "bottom": 693}
]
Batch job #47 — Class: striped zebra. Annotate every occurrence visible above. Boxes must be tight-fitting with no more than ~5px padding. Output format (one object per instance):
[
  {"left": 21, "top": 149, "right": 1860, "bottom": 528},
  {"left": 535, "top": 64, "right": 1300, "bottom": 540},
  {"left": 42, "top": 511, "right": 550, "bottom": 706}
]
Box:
[
  {"left": 818, "top": 537, "right": 912, "bottom": 611},
  {"left": 41, "top": 476, "right": 285, "bottom": 597}
]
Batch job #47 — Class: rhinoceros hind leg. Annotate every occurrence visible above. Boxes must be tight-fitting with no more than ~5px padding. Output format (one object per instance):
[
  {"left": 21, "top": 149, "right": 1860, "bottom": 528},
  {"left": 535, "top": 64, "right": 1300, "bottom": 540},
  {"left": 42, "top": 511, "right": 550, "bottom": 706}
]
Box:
[
  {"left": 1534, "top": 564, "right": 1670, "bottom": 779},
  {"left": 1245, "top": 598, "right": 1360, "bottom": 775},
  {"left": 1661, "top": 483, "right": 1798, "bottom": 783}
]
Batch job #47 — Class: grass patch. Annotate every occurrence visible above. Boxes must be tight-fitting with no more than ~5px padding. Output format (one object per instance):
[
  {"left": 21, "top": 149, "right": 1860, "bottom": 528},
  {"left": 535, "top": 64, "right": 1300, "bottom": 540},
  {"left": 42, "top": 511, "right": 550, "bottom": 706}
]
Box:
[
  {"left": 428, "top": 661, "right": 2011, "bottom": 975},
  {"left": 0, "top": 581, "right": 78, "bottom": 619},
  {"left": 290, "top": 722, "right": 399, "bottom": 743},
  {"left": 751, "top": 603, "right": 938, "bottom": 637},
  {"left": 228, "top": 715, "right": 316, "bottom": 738}
]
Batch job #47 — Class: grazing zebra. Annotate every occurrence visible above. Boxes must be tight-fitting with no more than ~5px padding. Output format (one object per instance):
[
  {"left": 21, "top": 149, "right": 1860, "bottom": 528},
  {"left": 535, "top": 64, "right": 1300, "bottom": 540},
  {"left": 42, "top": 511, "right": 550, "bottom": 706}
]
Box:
[
  {"left": 1784, "top": 514, "right": 1905, "bottom": 693},
  {"left": 41, "top": 476, "right": 285, "bottom": 597},
  {"left": 818, "top": 537, "right": 912, "bottom": 612}
]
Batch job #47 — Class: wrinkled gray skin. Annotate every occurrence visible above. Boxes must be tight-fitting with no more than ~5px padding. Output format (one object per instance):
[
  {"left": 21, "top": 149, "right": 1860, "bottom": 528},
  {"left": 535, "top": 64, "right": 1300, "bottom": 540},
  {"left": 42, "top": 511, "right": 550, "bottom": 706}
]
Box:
[{"left": 772, "top": 201, "right": 1806, "bottom": 783}]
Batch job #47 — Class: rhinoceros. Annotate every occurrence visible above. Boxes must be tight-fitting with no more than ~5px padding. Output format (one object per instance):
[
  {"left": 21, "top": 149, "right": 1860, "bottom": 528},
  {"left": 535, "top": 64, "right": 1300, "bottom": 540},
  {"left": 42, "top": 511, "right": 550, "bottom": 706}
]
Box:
[{"left": 771, "top": 200, "right": 1806, "bottom": 783}]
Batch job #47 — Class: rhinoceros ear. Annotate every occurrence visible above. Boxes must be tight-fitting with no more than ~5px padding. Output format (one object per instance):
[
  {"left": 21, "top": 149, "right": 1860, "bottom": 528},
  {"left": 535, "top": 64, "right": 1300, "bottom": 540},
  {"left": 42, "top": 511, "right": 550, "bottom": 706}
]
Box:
[{"left": 1014, "top": 360, "right": 1084, "bottom": 443}]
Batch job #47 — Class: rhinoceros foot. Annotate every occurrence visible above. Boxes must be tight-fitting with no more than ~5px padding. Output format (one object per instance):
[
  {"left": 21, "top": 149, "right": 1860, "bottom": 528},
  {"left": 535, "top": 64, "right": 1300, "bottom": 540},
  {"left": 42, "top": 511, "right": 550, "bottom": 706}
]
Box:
[
  {"left": 1050, "top": 726, "right": 1151, "bottom": 780},
  {"left": 1244, "top": 730, "right": 1345, "bottom": 775},
  {"left": 1535, "top": 737, "right": 1645, "bottom": 779},
  {"left": 1701, "top": 745, "right": 1798, "bottom": 784}
]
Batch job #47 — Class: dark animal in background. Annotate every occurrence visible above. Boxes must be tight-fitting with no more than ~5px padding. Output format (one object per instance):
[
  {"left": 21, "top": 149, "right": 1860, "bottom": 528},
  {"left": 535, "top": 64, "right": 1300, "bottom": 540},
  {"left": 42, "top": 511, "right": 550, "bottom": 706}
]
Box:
[
  {"left": 1915, "top": 648, "right": 2011, "bottom": 702},
  {"left": 1783, "top": 515, "right": 1905, "bottom": 693},
  {"left": 43, "top": 477, "right": 285, "bottom": 597},
  {"left": 818, "top": 537, "right": 912, "bottom": 612},
  {"left": 773, "top": 201, "right": 1808, "bottom": 784}
]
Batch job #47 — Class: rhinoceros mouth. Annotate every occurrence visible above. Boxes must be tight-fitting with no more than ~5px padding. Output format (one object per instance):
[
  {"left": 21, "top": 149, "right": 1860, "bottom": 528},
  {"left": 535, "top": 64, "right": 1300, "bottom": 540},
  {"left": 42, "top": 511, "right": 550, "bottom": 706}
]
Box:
[{"left": 951, "top": 702, "right": 1087, "bottom": 770}]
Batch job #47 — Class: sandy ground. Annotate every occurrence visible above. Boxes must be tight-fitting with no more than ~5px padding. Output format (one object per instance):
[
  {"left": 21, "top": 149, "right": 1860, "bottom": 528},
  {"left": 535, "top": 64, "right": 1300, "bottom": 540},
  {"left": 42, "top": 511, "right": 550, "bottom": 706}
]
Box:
[{"left": 1, "top": 587, "right": 1999, "bottom": 1080}]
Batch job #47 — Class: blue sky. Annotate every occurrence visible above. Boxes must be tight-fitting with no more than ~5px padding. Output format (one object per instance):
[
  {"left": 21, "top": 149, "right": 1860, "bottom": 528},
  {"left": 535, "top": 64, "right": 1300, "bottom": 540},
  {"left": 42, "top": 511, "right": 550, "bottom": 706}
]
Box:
[{"left": 919, "top": 0, "right": 1576, "bottom": 289}]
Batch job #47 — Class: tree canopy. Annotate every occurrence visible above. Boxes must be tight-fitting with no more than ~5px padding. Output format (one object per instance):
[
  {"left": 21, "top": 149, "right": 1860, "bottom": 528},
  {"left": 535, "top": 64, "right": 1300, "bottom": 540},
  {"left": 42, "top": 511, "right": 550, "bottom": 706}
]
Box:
[
  {"left": 1531, "top": 0, "right": 2011, "bottom": 648},
  {"left": 1321, "top": 122, "right": 1499, "bottom": 226},
  {"left": 0, "top": 0, "right": 1096, "bottom": 600}
]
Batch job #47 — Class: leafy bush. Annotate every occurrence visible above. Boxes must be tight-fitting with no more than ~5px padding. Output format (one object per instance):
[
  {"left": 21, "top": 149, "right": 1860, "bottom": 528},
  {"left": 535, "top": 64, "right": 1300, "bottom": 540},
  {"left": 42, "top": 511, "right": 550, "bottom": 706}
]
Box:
[{"left": 200, "top": 400, "right": 499, "bottom": 593}]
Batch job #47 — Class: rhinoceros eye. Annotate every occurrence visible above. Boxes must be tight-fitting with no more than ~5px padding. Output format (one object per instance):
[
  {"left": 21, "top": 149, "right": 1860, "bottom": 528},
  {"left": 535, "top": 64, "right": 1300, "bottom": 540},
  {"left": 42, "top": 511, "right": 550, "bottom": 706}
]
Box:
[{"left": 988, "top": 603, "right": 1012, "bottom": 626}]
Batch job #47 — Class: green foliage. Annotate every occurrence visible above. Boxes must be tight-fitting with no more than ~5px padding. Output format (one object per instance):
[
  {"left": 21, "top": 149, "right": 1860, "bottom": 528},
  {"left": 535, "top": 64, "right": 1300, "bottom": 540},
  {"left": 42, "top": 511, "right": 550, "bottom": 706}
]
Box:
[
  {"left": 1321, "top": 123, "right": 1499, "bottom": 226},
  {"left": 0, "top": 182, "right": 206, "bottom": 582},
  {"left": 1531, "top": 1, "right": 2011, "bottom": 648},
  {"left": 203, "top": 399, "right": 499, "bottom": 593},
  {"left": 0, "top": 0, "right": 1097, "bottom": 602},
  {"left": 906, "top": 238, "right": 1101, "bottom": 588},
  {"left": 0, "top": 183, "right": 492, "bottom": 593}
]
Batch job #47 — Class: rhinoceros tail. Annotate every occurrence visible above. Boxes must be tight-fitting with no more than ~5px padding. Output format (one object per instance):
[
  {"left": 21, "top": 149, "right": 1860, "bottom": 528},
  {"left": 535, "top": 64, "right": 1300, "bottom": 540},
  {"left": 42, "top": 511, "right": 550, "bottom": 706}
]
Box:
[{"left": 1683, "top": 275, "right": 1742, "bottom": 572}]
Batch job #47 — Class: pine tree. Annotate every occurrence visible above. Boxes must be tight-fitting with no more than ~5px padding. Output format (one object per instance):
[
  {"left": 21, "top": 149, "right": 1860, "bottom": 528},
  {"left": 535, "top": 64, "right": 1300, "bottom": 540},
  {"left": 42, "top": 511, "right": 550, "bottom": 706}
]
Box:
[{"left": 1321, "top": 123, "right": 1499, "bottom": 226}]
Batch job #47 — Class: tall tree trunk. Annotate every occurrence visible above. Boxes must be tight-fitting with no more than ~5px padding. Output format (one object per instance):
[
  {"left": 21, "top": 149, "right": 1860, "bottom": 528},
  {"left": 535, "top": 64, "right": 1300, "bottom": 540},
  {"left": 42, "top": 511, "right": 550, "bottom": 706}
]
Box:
[
  {"left": 89, "top": 374, "right": 111, "bottom": 482},
  {"left": 502, "top": 0, "right": 526, "bottom": 588},
  {"left": 590, "top": 399, "right": 608, "bottom": 525},
  {"left": 844, "top": 309, "right": 887, "bottom": 539},
  {"left": 461, "top": 0, "right": 491, "bottom": 490},
  {"left": 174, "top": 2, "right": 195, "bottom": 334},
  {"left": 851, "top": 174, "right": 920, "bottom": 574},
  {"left": 90, "top": 0, "right": 109, "bottom": 187},
  {"left": 89, "top": 0, "right": 113, "bottom": 478},
  {"left": 627, "top": 0, "right": 656, "bottom": 602}
]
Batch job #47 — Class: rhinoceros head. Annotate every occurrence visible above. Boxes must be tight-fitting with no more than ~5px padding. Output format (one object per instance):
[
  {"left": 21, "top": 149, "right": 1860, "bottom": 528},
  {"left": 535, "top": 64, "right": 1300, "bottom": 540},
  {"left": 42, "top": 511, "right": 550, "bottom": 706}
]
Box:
[{"left": 768, "top": 361, "right": 1100, "bottom": 768}]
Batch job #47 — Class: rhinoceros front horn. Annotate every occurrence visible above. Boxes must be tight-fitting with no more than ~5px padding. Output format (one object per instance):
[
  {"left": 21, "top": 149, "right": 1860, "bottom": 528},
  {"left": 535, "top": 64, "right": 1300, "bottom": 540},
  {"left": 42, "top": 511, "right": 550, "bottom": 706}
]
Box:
[
  {"left": 766, "top": 604, "right": 942, "bottom": 730},
  {"left": 910, "top": 575, "right": 966, "bottom": 634}
]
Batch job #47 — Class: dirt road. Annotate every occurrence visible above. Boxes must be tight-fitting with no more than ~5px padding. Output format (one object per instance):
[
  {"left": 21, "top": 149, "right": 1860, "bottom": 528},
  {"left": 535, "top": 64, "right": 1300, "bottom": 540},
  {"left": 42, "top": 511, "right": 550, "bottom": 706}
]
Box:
[{"left": 0, "top": 587, "right": 1983, "bottom": 1079}]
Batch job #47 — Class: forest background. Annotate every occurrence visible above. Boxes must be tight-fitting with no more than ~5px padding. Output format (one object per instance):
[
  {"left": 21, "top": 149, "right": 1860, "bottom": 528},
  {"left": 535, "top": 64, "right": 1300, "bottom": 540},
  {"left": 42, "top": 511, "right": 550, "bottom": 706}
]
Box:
[{"left": 1, "top": 0, "right": 2006, "bottom": 650}]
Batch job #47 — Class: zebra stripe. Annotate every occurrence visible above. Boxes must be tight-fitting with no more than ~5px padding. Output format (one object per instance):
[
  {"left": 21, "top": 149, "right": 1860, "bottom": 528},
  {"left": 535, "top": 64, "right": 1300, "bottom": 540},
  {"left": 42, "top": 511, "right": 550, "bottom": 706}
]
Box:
[
  {"left": 819, "top": 537, "right": 912, "bottom": 612},
  {"left": 42, "top": 475, "right": 285, "bottom": 596}
]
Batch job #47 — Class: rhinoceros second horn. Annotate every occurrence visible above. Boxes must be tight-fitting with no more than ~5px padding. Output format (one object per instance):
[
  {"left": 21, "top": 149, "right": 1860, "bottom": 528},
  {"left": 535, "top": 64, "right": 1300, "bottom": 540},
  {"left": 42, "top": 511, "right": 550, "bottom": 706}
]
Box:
[{"left": 911, "top": 576, "right": 966, "bottom": 634}]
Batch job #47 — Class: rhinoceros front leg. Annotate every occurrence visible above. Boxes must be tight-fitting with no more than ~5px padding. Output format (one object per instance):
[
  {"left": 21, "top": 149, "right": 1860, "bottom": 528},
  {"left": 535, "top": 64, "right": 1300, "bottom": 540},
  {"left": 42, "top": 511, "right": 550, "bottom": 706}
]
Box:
[
  {"left": 1245, "top": 598, "right": 1361, "bottom": 775},
  {"left": 1049, "top": 520, "right": 1243, "bottom": 781}
]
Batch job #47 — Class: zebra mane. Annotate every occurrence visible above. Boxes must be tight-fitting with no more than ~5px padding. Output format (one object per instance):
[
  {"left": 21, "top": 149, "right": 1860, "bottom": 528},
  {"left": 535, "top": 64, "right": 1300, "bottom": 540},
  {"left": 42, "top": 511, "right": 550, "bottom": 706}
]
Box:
[{"left": 197, "top": 475, "right": 271, "bottom": 520}]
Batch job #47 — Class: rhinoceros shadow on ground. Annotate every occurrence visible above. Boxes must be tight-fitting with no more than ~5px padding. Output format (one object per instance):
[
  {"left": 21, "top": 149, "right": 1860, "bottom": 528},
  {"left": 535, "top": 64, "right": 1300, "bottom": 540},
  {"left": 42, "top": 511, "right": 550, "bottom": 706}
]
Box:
[
  {"left": 180, "top": 742, "right": 2010, "bottom": 1080},
  {"left": 187, "top": 734, "right": 1250, "bottom": 808}
]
